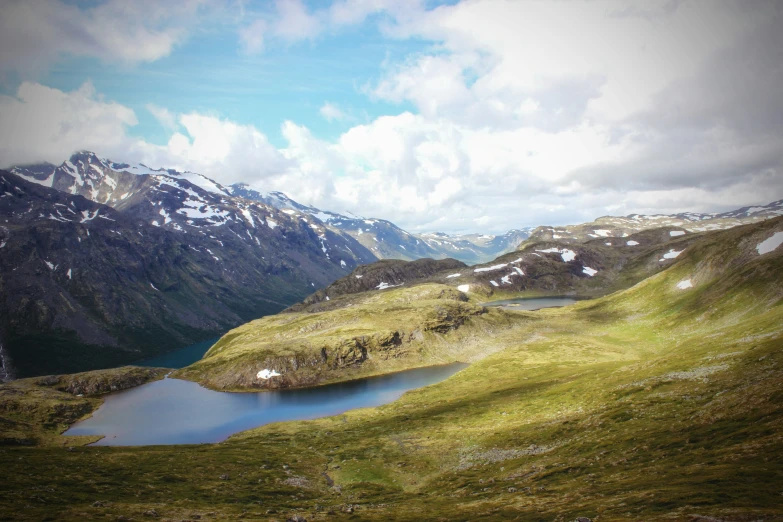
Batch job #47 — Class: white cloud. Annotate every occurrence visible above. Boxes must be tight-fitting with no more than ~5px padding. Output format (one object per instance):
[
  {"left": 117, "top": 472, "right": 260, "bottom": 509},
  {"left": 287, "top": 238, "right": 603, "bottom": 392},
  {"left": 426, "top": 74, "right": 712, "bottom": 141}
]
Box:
[
  {"left": 0, "top": 82, "right": 287, "bottom": 187},
  {"left": 0, "top": 82, "right": 139, "bottom": 166},
  {"left": 274, "top": 0, "right": 322, "bottom": 42},
  {"left": 239, "top": 18, "right": 267, "bottom": 54},
  {"left": 0, "top": 0, "right": 208, "bottom": 73},
  {"left": 239, "top": 0, "right": 325, "bottom": 54},
  {"left": 146, "top": 104, "right": 179, "bottom": 132},
  {"left": 319, "top": 102, "right": 346, "bottom": 122}
]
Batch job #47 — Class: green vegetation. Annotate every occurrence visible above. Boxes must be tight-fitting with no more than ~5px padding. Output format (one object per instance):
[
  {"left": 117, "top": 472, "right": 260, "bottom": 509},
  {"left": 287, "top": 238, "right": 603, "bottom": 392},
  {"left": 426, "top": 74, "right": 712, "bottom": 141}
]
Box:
[
  {"left": 0, "top": 218, "right": 781, "bottom": 520},
  {"left": 174, "top": 285, "right": 518, "bottom": 390}
]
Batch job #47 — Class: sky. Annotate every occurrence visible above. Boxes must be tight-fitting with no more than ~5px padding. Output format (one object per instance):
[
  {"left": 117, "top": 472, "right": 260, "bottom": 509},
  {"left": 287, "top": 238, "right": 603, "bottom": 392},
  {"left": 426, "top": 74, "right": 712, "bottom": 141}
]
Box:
[{"left": 0, "top": 0, "right": 781, "bottom": 234}]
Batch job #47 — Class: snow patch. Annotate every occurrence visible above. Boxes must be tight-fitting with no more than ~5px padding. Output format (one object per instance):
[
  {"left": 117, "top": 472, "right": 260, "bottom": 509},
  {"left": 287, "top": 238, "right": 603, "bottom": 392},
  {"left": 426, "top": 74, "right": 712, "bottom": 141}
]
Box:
[
  {"left": 536, "top": 248, "right": 576, "bottom": 262},
  {"left": 660, "top": 249, "right": 683, "bottom": 261},
  {"left": 241, "top": 208, "right": 255, "bottom": 228},
  {"left": 626, "top": 240, "right": 639, "bottom": 246},
  {"left": 756, "top": 231, "right": 783, "bottom": 255},
  {"left": 593, "top": 229, "right": 611, "bottom": 237},
  {"left": 80, "top": 209, "right": 99, "bottom": 222},
  {"left": 676, "top": 279, "right": 693, "bottom": 290},
  {"left": 582, "top": 266, "right": 598, "bottom": 277},
  {"left": 257, "top": 369, "right": 281, "bottom": 380},
  {"left": 669, "top": 231, "right": 686, "bottom": 237},
  {"left": 266, "top": 219, "right": 278, "bottom": 229},
  {"left": 474, "top": 263, "right": 507, "bottom": 273},
  {"left": 376, "top": 281, "right": 403, "bottom": 290},
  {"left": 446, "top": 273, "right": 462, "bottom": 278},
  {"left": 67, "top": 268, "right": 72, "bottom": 279},
  {"left": 457, "top": 284, "right": 470, "bottom": 293}
]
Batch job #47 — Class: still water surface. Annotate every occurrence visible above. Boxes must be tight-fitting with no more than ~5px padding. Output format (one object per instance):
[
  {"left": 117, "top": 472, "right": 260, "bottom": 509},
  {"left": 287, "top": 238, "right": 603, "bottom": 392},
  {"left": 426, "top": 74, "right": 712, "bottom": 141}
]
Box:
[
  {"left": 134, "top": 337, "right": 220, "bottom": 369},
  {"left": 483, "top": 296, "right": 577, "bottom": 310},
  {"left": 65, "top": 363, "right": 467, "bottom": 446}
]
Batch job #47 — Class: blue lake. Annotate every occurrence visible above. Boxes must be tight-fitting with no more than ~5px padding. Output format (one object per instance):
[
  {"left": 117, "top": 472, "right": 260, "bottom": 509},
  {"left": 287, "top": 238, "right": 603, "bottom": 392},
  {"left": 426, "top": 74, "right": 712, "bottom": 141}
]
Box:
[
  {"left": 65, "top": 363, "right": 468, "bottom": 446},
  {"left": 483, "top": 296, "right": 577, "bottom": 310},
  {"left": 134, "top": 337, "right": 220, "bottom": 369}
]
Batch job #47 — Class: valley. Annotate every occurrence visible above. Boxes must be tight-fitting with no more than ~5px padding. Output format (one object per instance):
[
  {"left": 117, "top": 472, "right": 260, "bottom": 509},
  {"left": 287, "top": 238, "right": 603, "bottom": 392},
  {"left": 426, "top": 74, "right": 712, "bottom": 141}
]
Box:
[{"left": 0, "top": 215, "right": 780, "bottom": 520}]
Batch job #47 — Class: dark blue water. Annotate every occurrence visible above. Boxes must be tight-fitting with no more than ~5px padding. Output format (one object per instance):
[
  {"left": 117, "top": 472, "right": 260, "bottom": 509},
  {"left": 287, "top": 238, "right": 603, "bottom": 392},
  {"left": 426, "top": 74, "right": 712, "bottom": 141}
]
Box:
[
  {"left": 134, "top": 338, "right": 220, "bottom": 369},
  {"left": 483, "top": 297, "right": 577, "bottom": 310},
  {"left": 65, "top": 363, "right": 467, "bottom": 446}
]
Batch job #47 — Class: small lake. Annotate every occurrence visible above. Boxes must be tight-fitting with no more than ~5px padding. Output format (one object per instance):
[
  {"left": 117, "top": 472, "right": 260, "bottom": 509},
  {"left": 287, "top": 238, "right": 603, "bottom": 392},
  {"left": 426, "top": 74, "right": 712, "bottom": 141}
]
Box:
[
  {"left": 65, "top": 363, "right": 467, "bottom": 446},
  {"left": 483, "top": 296, "right": 578, "bottom": 310},
  {"left": 134, "top": 337, "right": 220, "bottom": 369}
]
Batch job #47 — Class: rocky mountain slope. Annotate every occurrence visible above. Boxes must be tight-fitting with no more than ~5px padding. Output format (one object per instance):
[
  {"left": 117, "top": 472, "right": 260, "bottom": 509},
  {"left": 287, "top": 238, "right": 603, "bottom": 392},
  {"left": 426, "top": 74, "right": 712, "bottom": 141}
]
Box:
[
  {"left": 283, "top": 224, "right": 705, "bottom": 312},
  {"left": 0, "top": 169, "right": 375, "bottom": 379},
  {"left": 523, "top": 199, "right": 783, "bottom": 244}
]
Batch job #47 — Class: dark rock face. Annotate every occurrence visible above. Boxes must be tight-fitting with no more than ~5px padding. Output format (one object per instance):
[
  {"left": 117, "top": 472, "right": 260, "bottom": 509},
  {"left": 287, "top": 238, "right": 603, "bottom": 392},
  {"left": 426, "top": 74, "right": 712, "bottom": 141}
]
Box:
[
  {"left": 0, "top": 162, "right": 378, "bottom": 378},
  {"left": 286, "top": 258, "right": 467, "bottom": 312}
]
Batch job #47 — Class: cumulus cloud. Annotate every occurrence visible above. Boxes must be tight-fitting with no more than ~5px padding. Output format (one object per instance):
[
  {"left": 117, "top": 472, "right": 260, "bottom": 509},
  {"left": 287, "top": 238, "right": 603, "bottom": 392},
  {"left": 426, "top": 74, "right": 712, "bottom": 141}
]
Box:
[
  {"left": 0, "top": 82, "right": 288, "bottom": 186},
  {"left": 239, "top": 0, "right": 324, "bottom": 54},
  {"left": 0, "top": 82, "right": 139, "bottom": 166},
  {"left": 0, "top": 0, "right": 208, "bottom": 73},
  {"left": 319, "top": 102, "right": 347, "bottom": 122},
  {"left": 146, "top": 104, "right": 179, "bottom": 132}
]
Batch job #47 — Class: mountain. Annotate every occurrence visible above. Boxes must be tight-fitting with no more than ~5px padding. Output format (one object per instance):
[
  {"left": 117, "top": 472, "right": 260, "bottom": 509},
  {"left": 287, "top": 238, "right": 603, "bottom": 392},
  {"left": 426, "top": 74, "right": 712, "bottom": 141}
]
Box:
[
  {"left": 9, "top": 152, "right": 374, "bottom": 269},
  {"left": 10, "top": 154, "right": 529, "bottom": 266},
  {"left": 280, "top": 224, "right": 706, "bottom": 313},
  {"left": 230, "top": 183, "right": 530, "bottom": 264},
  {"left": 0, "top": 161, "right": 376, "bottom": 379},
  {"left": 522, "top": 200, "right": 783, "bottom": 245}
]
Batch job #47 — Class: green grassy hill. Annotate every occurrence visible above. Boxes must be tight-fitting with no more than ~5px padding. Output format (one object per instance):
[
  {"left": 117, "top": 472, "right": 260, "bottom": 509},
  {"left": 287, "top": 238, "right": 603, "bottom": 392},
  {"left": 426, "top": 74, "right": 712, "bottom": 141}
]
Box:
[{"left": 0, "top": 217, "right": 781, "bottom": 520}]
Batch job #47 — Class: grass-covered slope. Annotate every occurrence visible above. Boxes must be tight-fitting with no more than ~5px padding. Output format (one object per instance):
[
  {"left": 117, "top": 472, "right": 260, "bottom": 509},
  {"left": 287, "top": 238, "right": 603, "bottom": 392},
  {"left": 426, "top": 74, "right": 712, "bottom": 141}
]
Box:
[
  {"left": 179, "top": 225, "right": 711, "bottom": 393},
  {"left": 174, "top": 284, "right": 518, "bottom": 390},
  {"left": 0, "top": 217, "right": 781, "bottom": 521}
]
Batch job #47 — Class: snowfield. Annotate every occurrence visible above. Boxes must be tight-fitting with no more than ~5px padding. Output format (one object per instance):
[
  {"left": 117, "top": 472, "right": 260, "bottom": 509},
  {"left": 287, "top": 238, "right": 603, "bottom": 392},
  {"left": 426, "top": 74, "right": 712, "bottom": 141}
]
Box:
[{"left": 756, "top": 231, "right": 783, "bottom": 255}]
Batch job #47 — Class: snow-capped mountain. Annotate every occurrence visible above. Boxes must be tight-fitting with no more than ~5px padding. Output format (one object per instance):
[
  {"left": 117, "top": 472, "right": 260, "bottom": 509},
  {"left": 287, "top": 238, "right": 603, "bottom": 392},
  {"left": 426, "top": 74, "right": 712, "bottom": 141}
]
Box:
[
  {"left": 10, "top": 154, "right": 529, "bottom": 266},
  {"left": 524, "top": 201, "right": 783, "bottom": 245},
  {"left": 1, "top": 153, "right": 380, "bottom": 378},
  {"left": 10, "top": 152, "right": 375, "bottom": 272},
  {"left": 229, "top": 183, "right": 530, "bottom": 264}
]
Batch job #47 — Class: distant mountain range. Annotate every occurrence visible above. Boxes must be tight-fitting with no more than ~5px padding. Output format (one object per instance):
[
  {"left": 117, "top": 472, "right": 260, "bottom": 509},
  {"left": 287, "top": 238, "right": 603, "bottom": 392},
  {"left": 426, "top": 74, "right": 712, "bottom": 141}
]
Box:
[
  {"left": 227, "top": 183, "right": 532, "bottom": 264},
  {"left": 523, "top": 201, "right": 783, "bottom": 245},
  {"left": 3, "top": 150, "right": 782, "bottom": 379}
]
